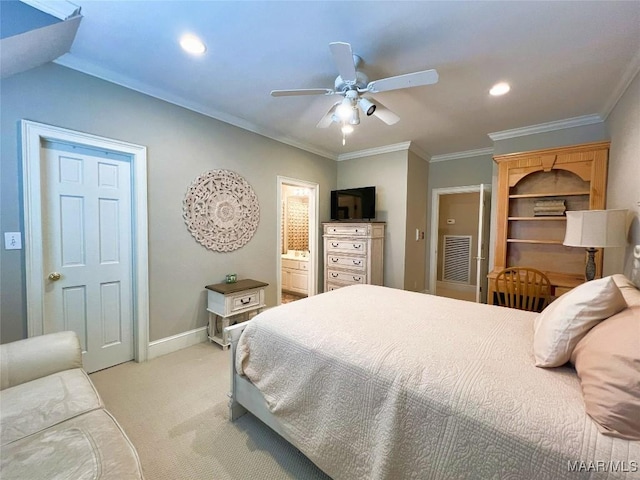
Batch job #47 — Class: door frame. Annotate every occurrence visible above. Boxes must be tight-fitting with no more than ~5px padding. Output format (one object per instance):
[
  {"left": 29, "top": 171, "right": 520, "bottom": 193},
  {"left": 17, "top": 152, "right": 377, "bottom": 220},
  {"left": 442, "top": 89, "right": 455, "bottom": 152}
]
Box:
[
  {"left": 429, "top": 184, "right": 490, "bottom": 302},
  {"left": 21, "top": 120, "right": 150, "bottom": 363},
  {"left": 276, "top": 176, "right": 319, "bottom": 305}
]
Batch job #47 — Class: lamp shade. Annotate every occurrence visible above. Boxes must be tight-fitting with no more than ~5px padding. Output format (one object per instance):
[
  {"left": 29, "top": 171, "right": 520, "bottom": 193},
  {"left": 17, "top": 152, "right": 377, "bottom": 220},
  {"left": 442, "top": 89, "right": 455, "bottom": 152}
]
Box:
[{"left": 563, "top": 209, "right": 627, "bottom": 248}]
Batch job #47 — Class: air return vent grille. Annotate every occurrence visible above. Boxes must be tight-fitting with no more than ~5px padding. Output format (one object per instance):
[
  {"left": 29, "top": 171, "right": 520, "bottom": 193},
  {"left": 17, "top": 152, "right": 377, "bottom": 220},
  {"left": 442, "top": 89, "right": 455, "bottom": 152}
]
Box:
[{"left": 442, "top": 235, "right": 472, "bottom": 284}]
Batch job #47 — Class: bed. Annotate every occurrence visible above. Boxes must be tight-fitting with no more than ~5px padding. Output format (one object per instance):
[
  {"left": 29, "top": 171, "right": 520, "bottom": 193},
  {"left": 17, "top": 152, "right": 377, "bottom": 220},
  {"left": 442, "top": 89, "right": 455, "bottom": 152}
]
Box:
[{"left": 227, "top": 283, "right": 639, "bottom": 479}]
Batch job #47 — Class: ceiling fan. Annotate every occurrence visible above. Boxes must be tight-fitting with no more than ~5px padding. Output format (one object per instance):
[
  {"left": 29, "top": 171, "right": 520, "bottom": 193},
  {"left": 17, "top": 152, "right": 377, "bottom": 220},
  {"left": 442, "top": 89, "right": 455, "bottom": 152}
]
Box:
[{"left": 270, "top": 42, "right": 439, "bottom": 134}]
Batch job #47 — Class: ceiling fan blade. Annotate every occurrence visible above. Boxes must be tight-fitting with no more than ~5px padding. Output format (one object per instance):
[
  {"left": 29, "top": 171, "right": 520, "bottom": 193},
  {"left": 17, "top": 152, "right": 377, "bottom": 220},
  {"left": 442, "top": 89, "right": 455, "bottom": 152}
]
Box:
[
  {"left": 316, "top": 102, "right": 340, "bottom": 128},
  {"left": 371, "top": 100, "right": 400, "bottom": 125},
  {"left": 271, "top": 88, "right": 334, "bottom": 97},
  {"left": 366, "top": 69, "right": 439, "bottom": 93},
  {"left": 329, "top": 42, "right": 357, "bottom": 83}
]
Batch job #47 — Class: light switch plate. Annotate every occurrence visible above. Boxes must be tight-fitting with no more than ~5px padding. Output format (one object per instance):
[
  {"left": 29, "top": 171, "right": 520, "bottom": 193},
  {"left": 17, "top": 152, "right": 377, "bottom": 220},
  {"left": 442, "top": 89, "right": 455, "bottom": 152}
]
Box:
[{"left": 4, "top": 232, "right": 22, "bottom": 250}]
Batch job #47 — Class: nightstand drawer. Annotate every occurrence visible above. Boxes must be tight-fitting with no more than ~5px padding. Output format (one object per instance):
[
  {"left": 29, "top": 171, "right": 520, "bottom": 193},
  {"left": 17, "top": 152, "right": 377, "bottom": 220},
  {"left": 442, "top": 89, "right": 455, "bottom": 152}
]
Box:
[
  {"left": 327, "top": 269, "right": 365, "bottom": 284},
  {"left": 324, "top": 224, "right": 369, "bottom": 236},
  {"left": 227, "top": 288, "right": 262, "bottom": 314},
  {"left": 327, "top": 254, "right": 366, "bottom": 271},
  {"left": 325, "top": 240, "right": 367, "bottom": 254}
]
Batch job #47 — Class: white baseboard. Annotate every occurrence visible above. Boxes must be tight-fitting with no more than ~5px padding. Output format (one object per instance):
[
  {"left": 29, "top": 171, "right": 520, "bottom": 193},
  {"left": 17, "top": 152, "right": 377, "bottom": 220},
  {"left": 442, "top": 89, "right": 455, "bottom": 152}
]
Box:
[{"left": 147, "top": 326, "right": 208, "bottom": 360}]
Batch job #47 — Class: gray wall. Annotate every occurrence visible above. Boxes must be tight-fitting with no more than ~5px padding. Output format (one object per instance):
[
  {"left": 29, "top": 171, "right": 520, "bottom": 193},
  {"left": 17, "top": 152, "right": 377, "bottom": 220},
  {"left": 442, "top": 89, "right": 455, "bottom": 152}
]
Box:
[
  {"left": 605, "top": 71, "right": 640, "bottom": 281},
  {"left": 404, "top": 151, "right": 428, "bottom": 291},
  {"left": 0, "top": 63, "right": 337, "bottom": 343},
  {"left": 337, "top": 150, "right": 408, "bottom": 289},
  {"left": 425, "top": 154, "right": 494, "bottom": 292}
]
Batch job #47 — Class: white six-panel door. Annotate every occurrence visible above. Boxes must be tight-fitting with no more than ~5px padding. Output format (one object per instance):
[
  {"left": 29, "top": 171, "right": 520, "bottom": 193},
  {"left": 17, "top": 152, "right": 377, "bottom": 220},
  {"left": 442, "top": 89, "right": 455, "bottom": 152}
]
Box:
[{"left": 42, "top": 143, "right": 133, "bottom": 372}]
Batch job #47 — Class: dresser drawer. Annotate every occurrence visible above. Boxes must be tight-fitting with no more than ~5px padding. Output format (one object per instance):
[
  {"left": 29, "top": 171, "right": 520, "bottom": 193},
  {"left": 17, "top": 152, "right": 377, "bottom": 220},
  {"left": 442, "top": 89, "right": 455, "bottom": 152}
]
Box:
[
  {"left": 324, "top": 224, "right": 369, "bottom": 236},
  {"left": 325, "top": 239, "right": 367, "bottom": 254},
  {"left": 226, "top": 288, "right": 262, "bottom": 314},
  {"left": 327, "top": 269, "right": 365, "bottom": 285},
  {"left": 326, "top": 282, "right": 346, "bottom": 292},
  {"left": 326, "top": 254, "right": 366, "bottom": 271}
]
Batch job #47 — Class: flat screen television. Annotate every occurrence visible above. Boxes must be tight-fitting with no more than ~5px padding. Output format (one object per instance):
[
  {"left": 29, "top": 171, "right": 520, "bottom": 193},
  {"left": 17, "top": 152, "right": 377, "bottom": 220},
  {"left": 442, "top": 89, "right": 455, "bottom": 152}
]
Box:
[{"left": 330, "top": 186, "right": 376, "bottom": 220}]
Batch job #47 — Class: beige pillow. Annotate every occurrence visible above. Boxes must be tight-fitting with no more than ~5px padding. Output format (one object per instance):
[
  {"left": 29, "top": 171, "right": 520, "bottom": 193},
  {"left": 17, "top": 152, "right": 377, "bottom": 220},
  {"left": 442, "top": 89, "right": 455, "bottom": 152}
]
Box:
[
  {"left": 611, "top": 273, "right": 640, "bottom": 306},
  {"left": 533, "top": 276, "right": 627, "bottom": 367},
  {"left": 570, "top": 305, "right": 640, "bottom": 440}
]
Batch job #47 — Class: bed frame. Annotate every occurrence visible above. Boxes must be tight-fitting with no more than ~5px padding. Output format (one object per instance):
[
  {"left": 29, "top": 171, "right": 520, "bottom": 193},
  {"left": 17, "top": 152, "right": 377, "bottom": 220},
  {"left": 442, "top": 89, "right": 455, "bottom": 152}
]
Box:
[{"left": 225, "top": 322, "right": 296, "bottom": 446}]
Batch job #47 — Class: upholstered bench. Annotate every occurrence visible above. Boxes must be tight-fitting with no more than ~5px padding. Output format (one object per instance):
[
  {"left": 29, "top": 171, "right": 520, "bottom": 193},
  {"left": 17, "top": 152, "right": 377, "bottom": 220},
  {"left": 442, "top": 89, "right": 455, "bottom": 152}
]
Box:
[{"left": 0, "top": 331, "right": 143, "bottom": 479}]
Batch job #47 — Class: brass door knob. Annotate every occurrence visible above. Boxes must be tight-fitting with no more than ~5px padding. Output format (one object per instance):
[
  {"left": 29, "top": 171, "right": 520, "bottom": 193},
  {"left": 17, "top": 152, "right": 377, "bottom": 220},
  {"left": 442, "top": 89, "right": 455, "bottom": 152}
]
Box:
[{"left": 48, "top": 272, "right": 62, "bottom": 281}]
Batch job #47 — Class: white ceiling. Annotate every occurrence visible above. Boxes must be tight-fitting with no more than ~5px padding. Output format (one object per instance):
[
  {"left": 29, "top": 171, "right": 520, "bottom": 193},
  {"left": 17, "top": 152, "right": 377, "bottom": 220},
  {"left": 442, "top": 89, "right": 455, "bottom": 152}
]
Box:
[{"left": 52, "top": 1, "right": 640, "bottom": 160}]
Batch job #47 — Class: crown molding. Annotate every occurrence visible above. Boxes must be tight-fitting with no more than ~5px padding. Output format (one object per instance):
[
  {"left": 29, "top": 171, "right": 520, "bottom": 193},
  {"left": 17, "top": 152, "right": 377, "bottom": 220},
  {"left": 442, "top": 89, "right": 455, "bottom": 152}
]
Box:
[
  {"left": 488, "top": 114, "right": 603, "bottom": 142},
  {"left": 54, "top": 54, "right": 337, "bottom": 161},
  {"left": 20, "top": 0, "right": 81, "bottom": 20},
  {"left": 407, "top": 143, "right": 431, "bottom": 162},
  {"left": 600, "top": 50, "right": 640, "bottom": 120},
  {"left": 337, "top": 141, "right": 413, "bottom": 161},
  {"left": 430, "top": 147, "right": 494, "bottom": 163}
]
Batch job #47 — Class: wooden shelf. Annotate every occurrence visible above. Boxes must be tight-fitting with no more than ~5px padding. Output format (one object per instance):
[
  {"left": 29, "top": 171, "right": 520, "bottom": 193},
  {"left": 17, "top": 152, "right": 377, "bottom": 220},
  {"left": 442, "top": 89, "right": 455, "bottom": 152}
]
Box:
[
  {"left": 507, "top": 239, "right": 564, "bottom": 245},
  {"left": 508, "top": 216, "right": 567, "bottom": 221},
  {"left": 490, "top": 142, "right": 609, "bottom": 306},
  {"left": 509, "top": 191, "right": 590, "bottom": 199}
]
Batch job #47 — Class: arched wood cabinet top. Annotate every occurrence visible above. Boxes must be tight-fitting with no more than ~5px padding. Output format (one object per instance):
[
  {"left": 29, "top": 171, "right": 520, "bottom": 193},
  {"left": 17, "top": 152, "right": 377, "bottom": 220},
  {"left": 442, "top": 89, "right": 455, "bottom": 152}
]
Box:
[{"left": 493, "top": 141, "right": 609, "bottom": 187}]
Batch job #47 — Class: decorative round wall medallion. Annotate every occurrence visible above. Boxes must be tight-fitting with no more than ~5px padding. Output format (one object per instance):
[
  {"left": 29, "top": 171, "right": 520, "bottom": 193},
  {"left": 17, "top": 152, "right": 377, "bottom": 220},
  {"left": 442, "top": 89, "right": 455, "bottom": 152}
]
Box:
[{"left": 183, "top": 169, "right": 260, "bottom": 252}]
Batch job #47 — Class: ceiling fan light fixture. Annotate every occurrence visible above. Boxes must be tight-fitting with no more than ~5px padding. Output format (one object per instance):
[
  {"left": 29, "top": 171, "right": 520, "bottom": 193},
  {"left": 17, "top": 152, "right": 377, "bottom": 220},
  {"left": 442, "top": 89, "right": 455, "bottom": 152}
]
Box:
[
  {"left": 490, "top": 82, "right": 510, "bottom": 96},
  {"left": 180, "top": 34, "right": 206, "bottom": 55},
  {"left": 358, "top": 97, "right": 376, "bottom": 116},
  {"left": 336, "top": 97, "right": 353, "bottom": 121},
  {"left": 349, "top": 109, "right": 360, "bottom": 125},
  {"left": 341, "top": 124, "right": 354, "bottom": 134}
]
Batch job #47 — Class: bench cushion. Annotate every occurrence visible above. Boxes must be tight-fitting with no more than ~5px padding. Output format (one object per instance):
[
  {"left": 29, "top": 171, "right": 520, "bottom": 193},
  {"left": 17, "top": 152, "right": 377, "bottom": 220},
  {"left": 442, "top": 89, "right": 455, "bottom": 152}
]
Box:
[
  {"left": 0, "top": 409, "right": 144, "bottom": 479},
  {"left": 0, "top": 368, "right": 102, "bottom": 446}
]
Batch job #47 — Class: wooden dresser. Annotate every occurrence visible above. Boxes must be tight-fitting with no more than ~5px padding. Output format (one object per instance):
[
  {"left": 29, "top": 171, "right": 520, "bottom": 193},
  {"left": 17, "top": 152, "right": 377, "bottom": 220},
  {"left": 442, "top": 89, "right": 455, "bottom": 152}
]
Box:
[
  {"left": 488, "top": 141, "right": 609, "bottom": 303},
  {"left": 323, "top": 222, "right": 385, "bottom": 292}
]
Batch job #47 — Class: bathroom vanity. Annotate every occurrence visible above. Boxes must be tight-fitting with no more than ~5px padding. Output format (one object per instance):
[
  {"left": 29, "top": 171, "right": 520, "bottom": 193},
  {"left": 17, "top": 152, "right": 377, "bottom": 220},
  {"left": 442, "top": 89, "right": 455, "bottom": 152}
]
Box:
[{"left": 281, "top": 251, "right": 309, "bottom": 296}]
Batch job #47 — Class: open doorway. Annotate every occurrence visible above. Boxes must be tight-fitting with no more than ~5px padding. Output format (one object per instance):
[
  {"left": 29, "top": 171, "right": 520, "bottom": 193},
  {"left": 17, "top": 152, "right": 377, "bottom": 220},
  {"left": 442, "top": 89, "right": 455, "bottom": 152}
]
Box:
[
  {"left": 276, "top": 177, "right": 318, "bottom": 305},
  {"left": 429, "top": 185, "right": 490, "bottom": 303}
]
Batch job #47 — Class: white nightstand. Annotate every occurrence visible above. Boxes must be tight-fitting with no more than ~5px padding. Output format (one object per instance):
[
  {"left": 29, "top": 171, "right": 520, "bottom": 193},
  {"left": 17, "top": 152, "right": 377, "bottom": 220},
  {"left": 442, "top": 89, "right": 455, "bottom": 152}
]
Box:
[{"left": 205, "top": 279, "right": 268, "bottom": 349}]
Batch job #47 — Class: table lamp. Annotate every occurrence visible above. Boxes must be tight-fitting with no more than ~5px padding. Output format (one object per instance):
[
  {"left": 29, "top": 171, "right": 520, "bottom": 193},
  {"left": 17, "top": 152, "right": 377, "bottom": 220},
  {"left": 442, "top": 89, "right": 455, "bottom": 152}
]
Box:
[{"left": 563, "top": 209, "right": 627, "bottom": 281}]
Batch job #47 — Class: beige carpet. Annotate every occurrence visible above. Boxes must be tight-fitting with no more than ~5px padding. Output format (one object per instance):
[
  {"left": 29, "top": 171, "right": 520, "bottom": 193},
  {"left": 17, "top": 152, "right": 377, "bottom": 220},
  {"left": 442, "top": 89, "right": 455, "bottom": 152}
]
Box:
[{"left": 90, "top": 342, "right": 329, "bottom": 480}]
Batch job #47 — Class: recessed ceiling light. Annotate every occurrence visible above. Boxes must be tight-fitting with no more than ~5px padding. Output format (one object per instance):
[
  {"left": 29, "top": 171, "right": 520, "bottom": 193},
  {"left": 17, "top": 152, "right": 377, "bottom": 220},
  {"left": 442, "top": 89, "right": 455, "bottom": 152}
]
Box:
[
  {"left": 490, "top": 82, "right": 510, "bottom": 96},
  {"left": 180, "top": 34, "right": 206, "bottom": 55}
]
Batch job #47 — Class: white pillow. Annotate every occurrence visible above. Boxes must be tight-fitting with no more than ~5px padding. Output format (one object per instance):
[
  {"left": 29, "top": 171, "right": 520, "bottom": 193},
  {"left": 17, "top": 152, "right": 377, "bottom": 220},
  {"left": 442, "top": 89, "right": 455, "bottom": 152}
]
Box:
[{"left": 533, "top": 276, "right": 627, "bottom": 367}]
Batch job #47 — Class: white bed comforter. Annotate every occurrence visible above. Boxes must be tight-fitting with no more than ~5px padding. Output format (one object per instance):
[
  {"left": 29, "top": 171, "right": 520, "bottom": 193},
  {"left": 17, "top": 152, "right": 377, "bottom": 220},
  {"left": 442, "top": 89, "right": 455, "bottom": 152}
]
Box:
[{"left": 237, "top": 285, "right": 639, "bottom": 480}]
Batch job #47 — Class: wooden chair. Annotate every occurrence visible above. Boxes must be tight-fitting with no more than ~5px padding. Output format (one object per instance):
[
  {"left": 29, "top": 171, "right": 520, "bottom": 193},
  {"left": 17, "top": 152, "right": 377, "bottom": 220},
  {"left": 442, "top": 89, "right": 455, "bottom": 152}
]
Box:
[{"left": 494, "top": 267, "right": 551, "bottom": 312}]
